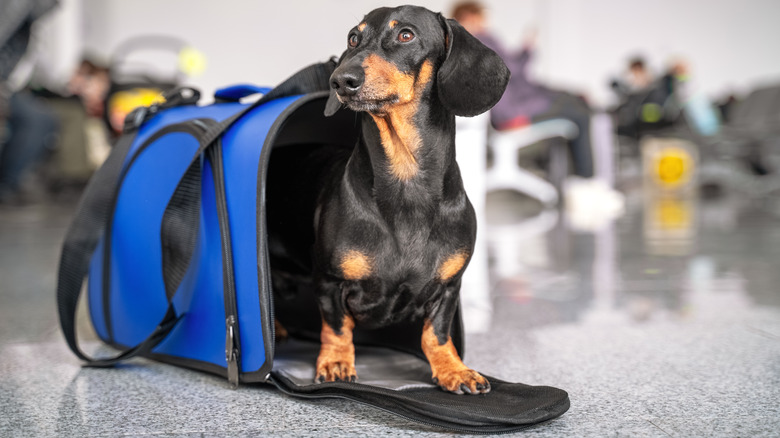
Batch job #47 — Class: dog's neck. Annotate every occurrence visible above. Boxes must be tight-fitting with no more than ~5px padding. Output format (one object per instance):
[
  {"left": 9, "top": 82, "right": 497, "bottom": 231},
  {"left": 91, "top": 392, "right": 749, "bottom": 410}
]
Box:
[
  {"left": 366, "top": 108, "right": 425, "bottom": 182},
  {"left": 346, "top": 99, "right": 461, "bottom": 219}
]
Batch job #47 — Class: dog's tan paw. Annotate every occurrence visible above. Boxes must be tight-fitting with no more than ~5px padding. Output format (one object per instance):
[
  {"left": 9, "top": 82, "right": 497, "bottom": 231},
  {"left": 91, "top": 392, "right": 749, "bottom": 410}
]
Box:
[
  {"left": 432, "top": 369, "right": 490, "bottom": 395},
  {"left": 316, "top": 316, "right": 357, "bottom": 383},
  {"left": 315, "top": 359, "right": 357, "bottom": 383}
]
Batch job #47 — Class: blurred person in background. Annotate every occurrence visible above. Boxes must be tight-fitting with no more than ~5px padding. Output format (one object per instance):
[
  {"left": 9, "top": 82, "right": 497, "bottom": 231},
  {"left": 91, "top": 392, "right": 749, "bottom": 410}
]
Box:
[
  {"left": 67, "top": 58, "right": 111, "bottom": 121},
  {"left": 609, "top": 55, "right": 675, "bottom": 140},
  {"left": 451, "top": 1, "right": 594, "bottom": 179},
  {"left": 628, "top": 57, "right": 653, "bottom": 91},
  {"left": 0, "top": 0, "right": 59, "bottom": 204},
  {"left": 611, "top": 56, "right": 654, "bottom": 96}
]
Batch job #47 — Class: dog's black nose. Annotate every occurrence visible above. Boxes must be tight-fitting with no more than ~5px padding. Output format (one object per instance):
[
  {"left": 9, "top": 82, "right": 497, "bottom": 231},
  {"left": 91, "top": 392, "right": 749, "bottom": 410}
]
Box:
[{"left": 331, "top": 68, "right": 364, "bottom": 97}]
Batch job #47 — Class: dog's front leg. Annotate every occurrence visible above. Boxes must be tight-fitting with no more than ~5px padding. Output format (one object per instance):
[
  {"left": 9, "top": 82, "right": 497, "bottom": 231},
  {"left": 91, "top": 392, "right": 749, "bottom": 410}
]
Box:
[
  {"left": 422, "top": 284, "right": 490, "bottom": 394},
  {"left": 315, "top": 281, "right": 357, "bottom": 383}
]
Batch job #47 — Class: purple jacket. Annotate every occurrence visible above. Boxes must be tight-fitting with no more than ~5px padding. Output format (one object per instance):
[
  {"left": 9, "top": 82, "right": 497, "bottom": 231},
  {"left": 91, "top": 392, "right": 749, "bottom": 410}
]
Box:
[{"left": 474, "top": 32, "right": 552, "bottom": 127}]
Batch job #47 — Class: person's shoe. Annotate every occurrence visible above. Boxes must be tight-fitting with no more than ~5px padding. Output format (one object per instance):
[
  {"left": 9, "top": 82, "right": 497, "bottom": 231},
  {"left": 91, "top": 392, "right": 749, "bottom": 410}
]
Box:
[{"left": 564, "top": 177, "right": 625, "bottom": 231}]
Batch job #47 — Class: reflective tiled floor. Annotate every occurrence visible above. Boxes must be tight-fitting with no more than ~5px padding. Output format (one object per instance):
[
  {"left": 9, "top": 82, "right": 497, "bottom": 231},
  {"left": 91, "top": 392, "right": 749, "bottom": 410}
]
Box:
[{"left": 1, "top": 186, "right": 779, "bottom": 437}]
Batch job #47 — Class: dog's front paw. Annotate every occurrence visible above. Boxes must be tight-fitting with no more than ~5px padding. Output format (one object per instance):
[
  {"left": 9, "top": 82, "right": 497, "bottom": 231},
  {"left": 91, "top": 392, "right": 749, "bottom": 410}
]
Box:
[
  {"left": 432, "top": 369, "right": 490, "bottom": 395},
  {"left": 316, "top": 359, "right": 357, "bottom": 383}
]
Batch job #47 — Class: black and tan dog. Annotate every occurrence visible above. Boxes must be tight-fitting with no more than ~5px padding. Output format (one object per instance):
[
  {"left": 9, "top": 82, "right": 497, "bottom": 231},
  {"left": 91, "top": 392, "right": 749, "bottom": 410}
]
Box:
[{"left": 269, "top": 5, "right": 509, "bottom": 395}]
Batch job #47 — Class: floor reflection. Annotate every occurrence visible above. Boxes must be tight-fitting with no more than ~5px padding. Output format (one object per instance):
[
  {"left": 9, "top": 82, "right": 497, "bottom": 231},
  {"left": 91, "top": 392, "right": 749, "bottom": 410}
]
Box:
[
  {"left": 2, "top": 174, "right": 780, "bottom": 436},
  {"left": 483, "top": 186, "right": 780, "bottom": 333}
]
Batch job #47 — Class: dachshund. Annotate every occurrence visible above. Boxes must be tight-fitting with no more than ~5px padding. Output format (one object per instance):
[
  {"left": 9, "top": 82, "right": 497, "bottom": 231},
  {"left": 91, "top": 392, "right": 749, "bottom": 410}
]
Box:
[{"left": 268, "top": 5, "right": 509, "bottom": 395}]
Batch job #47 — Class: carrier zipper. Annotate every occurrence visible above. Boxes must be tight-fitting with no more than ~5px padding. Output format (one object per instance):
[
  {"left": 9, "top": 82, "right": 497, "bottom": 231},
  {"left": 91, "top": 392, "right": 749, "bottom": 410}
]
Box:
[
  {"left": 225, "top": 315, "right": 240, "bottom": 386},
  {"left": 207, "top": 138, "right": 242, "bottom": 388}
]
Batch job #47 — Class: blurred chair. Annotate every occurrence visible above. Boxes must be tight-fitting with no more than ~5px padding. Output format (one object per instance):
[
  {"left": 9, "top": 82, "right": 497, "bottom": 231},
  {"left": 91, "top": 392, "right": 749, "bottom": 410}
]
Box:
[
  {"left": 686, "top": 84, "right": 780, "bottom": 195},
  {"left": 43, "top": 97, "right": 92, "bottom": 183},
  {"left": 486, "top": 119, "right": 578, "bottom": 206}
]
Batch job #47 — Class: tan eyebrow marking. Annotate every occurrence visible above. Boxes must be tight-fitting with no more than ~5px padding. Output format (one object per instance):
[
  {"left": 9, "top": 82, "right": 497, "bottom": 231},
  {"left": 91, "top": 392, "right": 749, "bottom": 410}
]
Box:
[
  {"left": 358, "top": 22, "right": 367, "bottom": 32},
  {"left": 389, "top": 20, "right": 398, "bottom": 29}
]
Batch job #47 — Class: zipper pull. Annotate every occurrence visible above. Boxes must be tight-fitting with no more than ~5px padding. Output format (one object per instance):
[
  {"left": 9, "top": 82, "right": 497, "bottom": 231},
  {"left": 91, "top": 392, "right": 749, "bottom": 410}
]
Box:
[{"left": 225, "top": 316, "right": 240, "bottom": 388}]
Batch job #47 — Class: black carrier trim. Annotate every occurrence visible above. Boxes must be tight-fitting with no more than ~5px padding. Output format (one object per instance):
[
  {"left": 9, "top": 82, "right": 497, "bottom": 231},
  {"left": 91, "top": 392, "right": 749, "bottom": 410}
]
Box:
[
  {"left": 206, "top": 139, "right": 242, "bottom": 387},
  {"left": 253, "top": 91, "right": 332, "bottom": 382}
]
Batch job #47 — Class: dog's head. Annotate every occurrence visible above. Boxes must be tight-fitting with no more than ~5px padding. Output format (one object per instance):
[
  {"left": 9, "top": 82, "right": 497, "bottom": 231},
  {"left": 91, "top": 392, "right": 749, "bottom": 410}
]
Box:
[{"left": 324, "top": 5, "right": 509, "bottom": 118}]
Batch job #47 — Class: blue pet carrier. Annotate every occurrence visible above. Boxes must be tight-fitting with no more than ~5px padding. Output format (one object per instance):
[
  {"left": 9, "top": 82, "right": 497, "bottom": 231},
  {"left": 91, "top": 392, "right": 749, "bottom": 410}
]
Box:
[{"left": 57, "top": 61, "right": 569, "bottom": 433}]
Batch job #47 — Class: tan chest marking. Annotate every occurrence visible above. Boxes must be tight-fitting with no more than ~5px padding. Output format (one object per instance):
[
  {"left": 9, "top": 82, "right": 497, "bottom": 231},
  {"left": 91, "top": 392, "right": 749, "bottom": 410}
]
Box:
[
  {"left": 362, "top": 56, "right": 434, "bottom": 181},
  {"left": 340, "top": 250, "right": 373, "bottom": 280},
  {"left": 437, "top": 251, "right": 469, "bottom": 282}
]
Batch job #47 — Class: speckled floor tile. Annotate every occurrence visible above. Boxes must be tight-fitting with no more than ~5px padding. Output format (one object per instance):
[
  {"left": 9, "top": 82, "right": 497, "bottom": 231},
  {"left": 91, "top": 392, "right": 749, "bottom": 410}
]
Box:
[{"left": 2, "top": 189, "right": 780, "bottom": 437}]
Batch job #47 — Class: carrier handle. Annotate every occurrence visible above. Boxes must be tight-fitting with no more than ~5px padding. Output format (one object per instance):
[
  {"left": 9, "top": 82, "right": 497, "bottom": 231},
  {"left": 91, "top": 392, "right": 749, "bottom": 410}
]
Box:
[{"left": 214, "top": 84, "right": 272, "bottom": 102}]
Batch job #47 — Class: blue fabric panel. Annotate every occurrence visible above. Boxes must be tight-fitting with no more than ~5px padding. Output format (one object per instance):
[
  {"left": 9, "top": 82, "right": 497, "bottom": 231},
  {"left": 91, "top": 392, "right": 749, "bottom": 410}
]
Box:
[
  {"left": 109, "top": 132, "right": 203, "bottom": 348},
  {"left": 214, "top": 84, "right": 272, "bottom": 101},
  {"left": 124, "top": 102, "right": 249, "bottom": 168},
  {"left": 154, "top": 158, "right": 226, "bottom": 365},
  {"left": 87, "top": 102, "right": 248, "bottom": 330},
  {"left": 87, "top": 94, "right": 306, "bottom": 371},
  {"left": 222, "top": 95, "right": 303, "bottom": 373}
]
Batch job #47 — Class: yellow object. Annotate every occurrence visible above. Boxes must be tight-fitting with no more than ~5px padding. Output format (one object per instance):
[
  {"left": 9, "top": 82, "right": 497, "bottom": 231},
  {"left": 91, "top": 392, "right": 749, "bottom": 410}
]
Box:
[
  {"left": 652, "top": 146, "right": 694, "bottom": 189},
  {"left": 178, "top": 46, "right": 207, "bottom": 77},
  {"left": 109, "top": 88, "right": 165, "bottom": 114},
  {"left": 655, "top": 197, "right": 690, "bottom": 229},
  {"left": 107, "top": 88, "right": 166, "bottom": 133}
]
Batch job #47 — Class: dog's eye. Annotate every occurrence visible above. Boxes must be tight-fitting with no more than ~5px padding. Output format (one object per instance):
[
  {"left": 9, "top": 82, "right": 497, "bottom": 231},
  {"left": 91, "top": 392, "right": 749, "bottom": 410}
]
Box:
[
  {"left": 398, "top": 30, "right": 415, "bottom": 43},
  {"left": 348, "top": 34, "right": 359, "bottom": 48}
]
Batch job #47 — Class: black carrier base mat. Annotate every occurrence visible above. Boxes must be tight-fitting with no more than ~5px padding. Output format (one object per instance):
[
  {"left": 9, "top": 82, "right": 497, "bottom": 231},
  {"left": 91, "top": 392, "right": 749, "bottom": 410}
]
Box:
[{"left": 269, "top": 339, "right": 570, "bottom": 434}]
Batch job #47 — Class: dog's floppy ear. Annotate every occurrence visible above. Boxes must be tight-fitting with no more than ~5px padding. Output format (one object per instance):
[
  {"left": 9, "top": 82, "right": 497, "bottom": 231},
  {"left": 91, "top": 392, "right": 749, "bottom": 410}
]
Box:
[
  {"left": 324, "top": 52, "right": 347, "bottom": 117},
  {"left": 436, "top": 16, "right": 510, "bottom": 117}
]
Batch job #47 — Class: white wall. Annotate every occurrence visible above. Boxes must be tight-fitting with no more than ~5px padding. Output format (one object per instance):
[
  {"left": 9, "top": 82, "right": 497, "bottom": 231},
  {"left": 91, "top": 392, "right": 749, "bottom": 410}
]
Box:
[
  {"left": 538, "top": 0, "right": 780, "bottom": 106},
  {"left": 40, "top": 0, "right": 780, "bottom": 106},
  {"left": 76, "top": 0, "right": 456, "bottom": 100}
]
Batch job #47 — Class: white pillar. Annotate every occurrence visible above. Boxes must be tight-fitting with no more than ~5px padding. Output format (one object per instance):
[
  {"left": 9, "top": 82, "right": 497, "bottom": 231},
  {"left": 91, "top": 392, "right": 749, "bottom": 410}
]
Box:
[
  {"left": 31, "top": 0, "right": 83, "bottom": 92},
  {"left": 455, "top": 114, "right": 492, "bottom": 333}
]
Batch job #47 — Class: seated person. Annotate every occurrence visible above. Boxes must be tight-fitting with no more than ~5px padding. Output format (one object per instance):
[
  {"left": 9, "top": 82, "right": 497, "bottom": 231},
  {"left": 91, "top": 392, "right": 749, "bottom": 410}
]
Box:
[
  {"left": 0, "top": 0, "right": 58, "bottom": 204},
  {"left": 451, "top": 1, "right": 594, "bottom": 178}
]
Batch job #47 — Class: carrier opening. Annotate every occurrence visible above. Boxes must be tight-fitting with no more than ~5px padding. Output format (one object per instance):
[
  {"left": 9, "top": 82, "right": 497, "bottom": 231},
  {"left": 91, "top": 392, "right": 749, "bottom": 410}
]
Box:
[{"left": 262, "top": 96, "right": 464, "bottom": 364}]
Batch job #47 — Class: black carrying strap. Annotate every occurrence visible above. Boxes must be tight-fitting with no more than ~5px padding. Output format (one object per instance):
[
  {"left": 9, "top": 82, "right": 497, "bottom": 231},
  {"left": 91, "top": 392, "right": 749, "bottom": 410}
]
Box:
[
  {"left": 57, "top": 60, "right": 337, "bottom": 367},
  {"left": 55, "top": 131, "right": 185, "bottom": 366}
]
